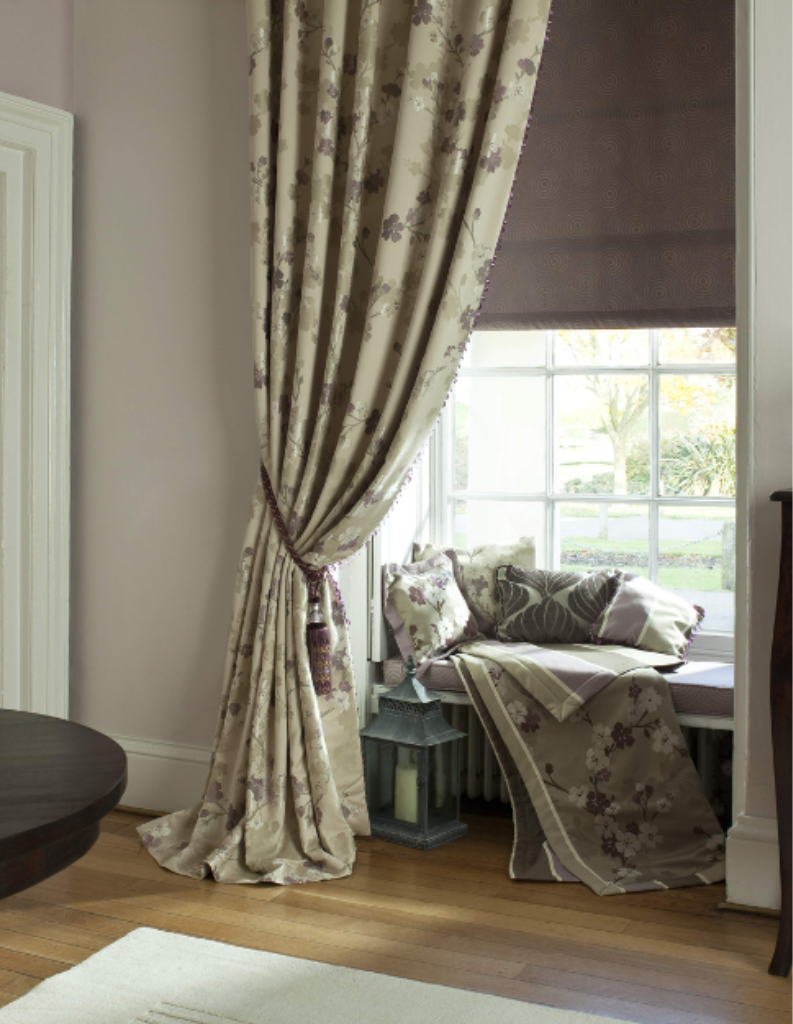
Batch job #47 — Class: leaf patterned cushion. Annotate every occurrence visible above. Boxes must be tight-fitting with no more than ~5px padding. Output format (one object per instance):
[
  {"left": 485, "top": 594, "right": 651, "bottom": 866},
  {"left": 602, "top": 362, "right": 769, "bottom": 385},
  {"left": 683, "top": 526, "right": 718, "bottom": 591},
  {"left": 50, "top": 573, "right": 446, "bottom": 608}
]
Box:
[
  {"left": 592, "top": 572, "right": 705, "bottom": 660},
  {"left": 383, "top": 554, "right": 479, "bottom": 672},
  {"left": 496, "top": 566, "right": 620, "bottom": 645},
  {"left": 413, "top": 538, "right": 537, "bottom": 636}
]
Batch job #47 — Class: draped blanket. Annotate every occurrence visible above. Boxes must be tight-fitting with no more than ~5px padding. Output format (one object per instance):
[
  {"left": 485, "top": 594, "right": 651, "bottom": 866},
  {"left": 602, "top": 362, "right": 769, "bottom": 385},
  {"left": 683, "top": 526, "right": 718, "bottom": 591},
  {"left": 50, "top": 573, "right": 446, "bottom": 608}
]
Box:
[{"left": 452, "top": 642, "right": 726, "bottom": 894}]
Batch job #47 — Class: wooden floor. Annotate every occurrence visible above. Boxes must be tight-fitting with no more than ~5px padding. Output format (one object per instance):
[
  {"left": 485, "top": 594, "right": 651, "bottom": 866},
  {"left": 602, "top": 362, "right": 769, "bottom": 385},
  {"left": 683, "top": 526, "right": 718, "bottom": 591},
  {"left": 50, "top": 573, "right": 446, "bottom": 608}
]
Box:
[{"left": 0, "top": 811, "right": 788, "bottom": 1023}]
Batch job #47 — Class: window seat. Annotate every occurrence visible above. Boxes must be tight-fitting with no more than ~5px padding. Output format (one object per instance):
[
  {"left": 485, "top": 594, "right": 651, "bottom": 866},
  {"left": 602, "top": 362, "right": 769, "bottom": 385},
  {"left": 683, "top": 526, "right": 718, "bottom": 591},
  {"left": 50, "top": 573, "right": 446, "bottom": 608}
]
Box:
[{"left": 380, "top": 654, "right": 734, "bottom": 731}]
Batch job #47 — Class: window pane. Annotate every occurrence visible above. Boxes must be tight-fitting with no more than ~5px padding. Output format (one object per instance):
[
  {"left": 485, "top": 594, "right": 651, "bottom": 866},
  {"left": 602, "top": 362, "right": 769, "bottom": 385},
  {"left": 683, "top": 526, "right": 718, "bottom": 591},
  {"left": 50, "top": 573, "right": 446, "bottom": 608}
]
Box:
[
  {"left": 554, "top": 329, "right": 650, "bottom": 367},
  {"left": 461, "top": 330, "right": 546, "bottom": 369},
  {"left": 454, "top": 377, "right": 545, "bottom": 493},
  {"left": 659, "top": 374, "right": 736, "bottom": 497},
  {"left": 658, "top": 506, "right": 735, "bottom": 632},
  {"left": 555, "top": 374, "right": 650, "bottom": 496},
  {"left": 454, "top": 499, "right": 545, "bottom": 560},
  {"left": 557, "top": 503, "right": 649, "bottom": 575},
  {"left": 658, "top": 327, "right": 736, "bottom": 364}
]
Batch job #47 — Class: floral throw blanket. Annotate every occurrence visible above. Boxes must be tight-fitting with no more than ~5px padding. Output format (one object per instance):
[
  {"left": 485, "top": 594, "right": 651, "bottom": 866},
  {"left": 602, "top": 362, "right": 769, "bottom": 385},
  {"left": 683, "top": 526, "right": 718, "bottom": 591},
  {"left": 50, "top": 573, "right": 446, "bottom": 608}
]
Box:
[{"left": 452, "top": 641, "right": 726, "bottom": 895}]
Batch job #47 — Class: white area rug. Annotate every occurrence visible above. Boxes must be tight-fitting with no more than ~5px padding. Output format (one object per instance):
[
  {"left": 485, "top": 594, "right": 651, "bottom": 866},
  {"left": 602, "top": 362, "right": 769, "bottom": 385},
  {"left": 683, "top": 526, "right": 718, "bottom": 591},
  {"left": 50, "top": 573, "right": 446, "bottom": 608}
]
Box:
[{"left": 0, "top": 927, "right": 627, "bottom": 1023}]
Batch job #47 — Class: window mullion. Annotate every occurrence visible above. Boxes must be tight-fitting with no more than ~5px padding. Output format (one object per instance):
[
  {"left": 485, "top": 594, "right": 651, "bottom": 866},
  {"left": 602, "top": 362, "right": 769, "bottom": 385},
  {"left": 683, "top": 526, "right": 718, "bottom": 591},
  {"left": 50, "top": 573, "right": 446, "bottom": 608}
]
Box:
[
  {"left": 546, "top": 330, "right": 555, "bottom": 568},
  {"left": 650, "top": 328, "right": 660, "bottom": 583}
]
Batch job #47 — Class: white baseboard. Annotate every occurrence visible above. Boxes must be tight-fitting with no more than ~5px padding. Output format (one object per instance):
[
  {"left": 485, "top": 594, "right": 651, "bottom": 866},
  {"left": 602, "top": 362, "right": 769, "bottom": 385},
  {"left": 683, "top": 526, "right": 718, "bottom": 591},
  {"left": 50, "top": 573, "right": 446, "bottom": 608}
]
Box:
[
  {"left": 112, "top": 734, "right": 211, "bottom": 815},
  {"left": 726, "top": 813, "right": 781, "bottom": 910}
]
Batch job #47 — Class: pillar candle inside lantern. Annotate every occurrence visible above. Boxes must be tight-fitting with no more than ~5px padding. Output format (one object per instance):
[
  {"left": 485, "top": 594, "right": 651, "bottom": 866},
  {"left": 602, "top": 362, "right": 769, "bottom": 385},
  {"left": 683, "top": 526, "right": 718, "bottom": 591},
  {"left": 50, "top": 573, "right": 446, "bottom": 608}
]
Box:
[{"left": 394, "top": 762, "right": 418, "bottom": 823}]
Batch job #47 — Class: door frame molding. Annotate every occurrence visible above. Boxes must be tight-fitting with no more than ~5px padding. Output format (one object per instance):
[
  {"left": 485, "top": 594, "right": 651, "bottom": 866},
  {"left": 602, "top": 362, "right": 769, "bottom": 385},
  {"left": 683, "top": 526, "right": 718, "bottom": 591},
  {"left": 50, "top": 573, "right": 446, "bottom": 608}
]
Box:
[{"left": 0, "top": 91, "right": 72, "bottom": 717}]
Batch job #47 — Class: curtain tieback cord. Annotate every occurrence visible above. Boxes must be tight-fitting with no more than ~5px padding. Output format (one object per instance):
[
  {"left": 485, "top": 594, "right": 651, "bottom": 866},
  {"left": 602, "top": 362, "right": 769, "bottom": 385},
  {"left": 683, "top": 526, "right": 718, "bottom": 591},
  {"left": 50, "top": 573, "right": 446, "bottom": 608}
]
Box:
[{"left": 259, "top": 463, "right": 332, "bottom": 696}]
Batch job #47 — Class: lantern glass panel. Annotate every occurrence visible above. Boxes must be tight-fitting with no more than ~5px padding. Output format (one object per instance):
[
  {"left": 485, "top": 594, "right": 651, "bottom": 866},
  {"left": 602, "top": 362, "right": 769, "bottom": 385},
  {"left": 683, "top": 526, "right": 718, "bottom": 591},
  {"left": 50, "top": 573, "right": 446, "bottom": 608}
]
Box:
[
  {"left": 428, "top": 742, "right": 460, "bottom": 824},
  {"left": 363, "top": 739, "right": 427, "bottom": 830}
]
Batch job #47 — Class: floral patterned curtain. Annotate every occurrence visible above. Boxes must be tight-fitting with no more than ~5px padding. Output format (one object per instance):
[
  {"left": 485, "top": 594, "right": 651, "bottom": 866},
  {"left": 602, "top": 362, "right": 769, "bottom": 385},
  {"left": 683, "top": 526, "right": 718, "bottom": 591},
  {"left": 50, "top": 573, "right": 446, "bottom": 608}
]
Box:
[{"left": 139, "top": 0, "right": 551, "bottom": 884}]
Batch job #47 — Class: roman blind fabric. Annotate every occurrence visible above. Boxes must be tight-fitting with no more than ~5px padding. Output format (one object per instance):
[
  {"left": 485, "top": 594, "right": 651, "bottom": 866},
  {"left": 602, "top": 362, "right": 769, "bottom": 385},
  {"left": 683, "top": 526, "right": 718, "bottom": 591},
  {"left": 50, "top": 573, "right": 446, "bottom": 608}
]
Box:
[{"left": 479, "top": 0, "right": 736, "bottom": 331}]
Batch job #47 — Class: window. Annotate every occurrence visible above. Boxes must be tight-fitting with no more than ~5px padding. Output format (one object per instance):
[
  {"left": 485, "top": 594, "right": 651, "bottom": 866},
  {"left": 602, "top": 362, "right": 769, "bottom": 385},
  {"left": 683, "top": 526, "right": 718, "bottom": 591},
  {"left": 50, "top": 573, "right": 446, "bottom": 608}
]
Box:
[{"left": 433, "top": 327, "right": 736, "bottom": 637}]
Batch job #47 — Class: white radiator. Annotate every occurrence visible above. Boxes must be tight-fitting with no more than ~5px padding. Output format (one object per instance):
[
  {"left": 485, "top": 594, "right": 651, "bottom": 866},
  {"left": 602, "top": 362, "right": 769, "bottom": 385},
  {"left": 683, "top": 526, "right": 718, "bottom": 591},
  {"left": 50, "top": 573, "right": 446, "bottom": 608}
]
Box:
[{"left": 443, "top": 702, "right": 510, "bottom": 803}]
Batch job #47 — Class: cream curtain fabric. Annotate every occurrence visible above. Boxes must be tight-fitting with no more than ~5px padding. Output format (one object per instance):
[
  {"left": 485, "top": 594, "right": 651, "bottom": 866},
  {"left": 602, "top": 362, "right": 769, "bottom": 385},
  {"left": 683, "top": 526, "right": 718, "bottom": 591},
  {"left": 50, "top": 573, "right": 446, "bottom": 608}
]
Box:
[{"left": 139, "top": 0, "right": 551, "bottom": 884}]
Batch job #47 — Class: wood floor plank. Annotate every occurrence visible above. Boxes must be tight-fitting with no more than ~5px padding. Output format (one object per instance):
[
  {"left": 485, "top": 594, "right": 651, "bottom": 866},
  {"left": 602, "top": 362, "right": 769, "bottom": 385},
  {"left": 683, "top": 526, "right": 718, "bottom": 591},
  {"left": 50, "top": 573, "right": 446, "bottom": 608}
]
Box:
[{"left": 0, "top": 810, "right": 787, "bottom": 1024}]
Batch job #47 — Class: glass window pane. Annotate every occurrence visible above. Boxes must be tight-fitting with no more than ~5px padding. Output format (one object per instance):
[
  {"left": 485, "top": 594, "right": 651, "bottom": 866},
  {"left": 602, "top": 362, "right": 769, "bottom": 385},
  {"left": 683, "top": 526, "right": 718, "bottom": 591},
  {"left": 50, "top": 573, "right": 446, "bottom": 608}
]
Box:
[
  {"left": 454, "top": 499, "right": 545, "bottom": 561},
  {"left": 557, "top": 503, "right": 649, "bottom": 575},
  {"left": 454, "top": 377, "right": 545, "bottom": 493},
  {"left": 658, "top": 506, "right": 735, "bottom": 632},
  {"left": 555, "top": 374, "right": 650, "bottom": 496},
  {"left": 659, "top": 327, "right": 736, "bottom": 364},
  {"left": 462, "top": 330, "right": 546, "bottom": 369},
  {"left": 659, "top": 374, "right": 736, "bottom": 497},
  {"left": 554, "top": 329, "right": 650, "bottom": 366}
]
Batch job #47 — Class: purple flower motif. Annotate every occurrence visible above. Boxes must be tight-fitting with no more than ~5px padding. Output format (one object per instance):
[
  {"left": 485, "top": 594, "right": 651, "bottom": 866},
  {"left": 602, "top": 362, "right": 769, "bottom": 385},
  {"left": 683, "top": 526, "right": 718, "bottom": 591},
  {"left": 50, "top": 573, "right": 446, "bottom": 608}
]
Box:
[
  {"left": 412, "top": 0, "right": 432, "bottom": 25},
  {"left": 324, "top": 36, "right": 333, "bottom": 49},
  {"left": 441, "top": 137, "right": 456, "bottom": 155},
  {"left": 408, "top": 585, "right": 427, "bottom": 606},
  {"left": 273, "top": 267, "right": 285, "bottom": 289},
  {"left": 586, "top": 790, "right": 610, "bottom": 815},
  {"left": 228, "top": 700, "right": 242, "bottom": 715},
  {"left": 343, "top": 53, "right": 357, "bottom": 75},
  {"left": 319, "top": 109, "right": 332, "bottom": 125},
  {"left": 327, "top": 83, "right": 340, "bottom": 99},
  {"left": 381, "top": 213, "right": 404, "bottom": 242},
  {"left": 382, "top": 82, "right": 402, "bottom": 98},
  {"left": 409, "top": 623, "right": 418, "bottom": 635},
  {"left": 470, "top": 34, "right": 484, "bottom": 56},
  {"left": 417, "top": 189, "right": 431, "bottom": 205},
  {"left": 141, "top": 832, "right": 161, "bottom": 849},
  {"left": 520, "top": 707, "right": 541, "bottom": 733},
  {"left": 492, "top": 80, "right": 507, "bottom": 104},
  {"left": 254, "top": 366, "right": 268, "bottom": 389},
  {"left": 296, "top": 167, "right": 310, "bottom": 185},
  {"left": 364, "top": 169, "right": 384, "bottom": 194},
  {"left": 611, "top": 722, "right": 635, "bottom": 749},
  {"left": 517, "top": 57, "right": 537, "bottom": 76},
  {"left": 318, "top": 137, "right": 335, "bottom": 156},
  {"left": 596, "top": 768, "right": 611, "bottom": 783},
  {"left": 480, "top": 148, "right": 502, "bottom": 174},
  {"left": 628, "top": 682, "right": 641, "bottom": 699},
  {"left": 206, "top": 780, "right": 223, "bottom": 802}
]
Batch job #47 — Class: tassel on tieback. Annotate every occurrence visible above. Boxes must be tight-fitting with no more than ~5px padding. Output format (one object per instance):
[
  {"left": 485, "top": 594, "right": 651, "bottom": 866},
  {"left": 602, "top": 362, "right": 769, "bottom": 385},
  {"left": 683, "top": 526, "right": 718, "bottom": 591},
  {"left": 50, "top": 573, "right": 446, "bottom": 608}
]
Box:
[
  {"left": 306, "top": 582, "right": 333, "bottom": 698},
  {"left": 259, "top": 462, "right": 334, "bottom": 697}
]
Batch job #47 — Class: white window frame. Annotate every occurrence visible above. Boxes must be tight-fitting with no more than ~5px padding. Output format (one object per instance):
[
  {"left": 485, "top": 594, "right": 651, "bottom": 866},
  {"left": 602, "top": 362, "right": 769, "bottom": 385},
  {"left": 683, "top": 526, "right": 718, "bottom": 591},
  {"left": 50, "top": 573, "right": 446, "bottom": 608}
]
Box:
[{"left": 430, "top": 328, "right": 736, "bottom": 660}]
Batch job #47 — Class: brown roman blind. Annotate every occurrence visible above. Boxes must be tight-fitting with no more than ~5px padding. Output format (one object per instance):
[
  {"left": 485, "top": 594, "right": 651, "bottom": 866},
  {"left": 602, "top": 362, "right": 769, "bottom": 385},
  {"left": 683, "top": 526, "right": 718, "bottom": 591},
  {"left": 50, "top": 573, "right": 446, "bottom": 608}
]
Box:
[{"left": 479, "top": 0, "right": 736, "bottom": 330}]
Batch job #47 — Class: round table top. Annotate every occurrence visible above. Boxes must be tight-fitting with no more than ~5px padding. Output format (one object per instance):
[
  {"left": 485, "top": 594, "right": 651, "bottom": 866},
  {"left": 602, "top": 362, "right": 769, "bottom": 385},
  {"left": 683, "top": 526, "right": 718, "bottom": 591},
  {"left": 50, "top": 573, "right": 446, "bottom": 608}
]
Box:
[{"left": 0, "top": 709, "right": 127, "bottom": 863}]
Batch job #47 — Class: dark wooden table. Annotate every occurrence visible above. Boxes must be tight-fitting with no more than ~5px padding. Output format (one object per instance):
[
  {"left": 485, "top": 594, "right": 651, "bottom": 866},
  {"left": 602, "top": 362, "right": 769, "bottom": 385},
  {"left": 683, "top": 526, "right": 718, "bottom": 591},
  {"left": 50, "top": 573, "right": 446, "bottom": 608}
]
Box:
[
  {"left": 0, "top": 710, "right": 127, "bottom": 899},
  {"left": 769, "top": 490, "right": 791, "bottom": 977}
]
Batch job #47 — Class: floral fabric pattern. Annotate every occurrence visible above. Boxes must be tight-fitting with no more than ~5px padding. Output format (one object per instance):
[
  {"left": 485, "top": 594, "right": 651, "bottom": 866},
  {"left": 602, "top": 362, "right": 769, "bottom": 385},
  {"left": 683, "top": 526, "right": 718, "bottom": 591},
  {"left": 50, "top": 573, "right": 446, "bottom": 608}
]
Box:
[
  {"left": 384, "top": 554, "right": 478, "bottom": 668},
  {"left": 496, "top": 566, "right": 619, "bottom": 645},
  {"left": 414, "top": 537, "right": 536, "bottom": 635},
  {"left": 455, "top": 649, "right": 725, "bottom": 894},
  {"left": 138, "top": 0, "right": 551, "bottom": 883}
]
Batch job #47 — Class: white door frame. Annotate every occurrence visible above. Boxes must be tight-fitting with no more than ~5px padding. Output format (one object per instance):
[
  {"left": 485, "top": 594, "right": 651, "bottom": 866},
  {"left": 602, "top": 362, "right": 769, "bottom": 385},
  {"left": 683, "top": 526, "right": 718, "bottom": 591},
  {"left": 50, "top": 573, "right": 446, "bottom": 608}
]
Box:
[{"left": 0, "top": 92, "right": 72, "bottom": 717}]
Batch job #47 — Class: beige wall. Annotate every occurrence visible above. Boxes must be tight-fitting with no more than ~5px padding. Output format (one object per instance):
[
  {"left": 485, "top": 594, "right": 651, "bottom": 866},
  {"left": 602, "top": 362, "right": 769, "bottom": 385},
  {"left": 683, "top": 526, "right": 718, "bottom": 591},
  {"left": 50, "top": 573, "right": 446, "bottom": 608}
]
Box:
[
  {"left": 70, "top": 0, "right": 257, "bottom": 747},
  {"left": 0, "top": 0, "right": 73, "bottom": 110}
]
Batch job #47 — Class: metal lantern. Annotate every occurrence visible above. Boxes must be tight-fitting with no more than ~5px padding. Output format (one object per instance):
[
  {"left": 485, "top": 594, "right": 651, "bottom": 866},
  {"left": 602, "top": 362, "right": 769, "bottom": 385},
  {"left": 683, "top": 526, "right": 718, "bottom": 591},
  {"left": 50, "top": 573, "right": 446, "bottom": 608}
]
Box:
[{"left": 360, "top": 657, "right": 467, "bottom": 850}]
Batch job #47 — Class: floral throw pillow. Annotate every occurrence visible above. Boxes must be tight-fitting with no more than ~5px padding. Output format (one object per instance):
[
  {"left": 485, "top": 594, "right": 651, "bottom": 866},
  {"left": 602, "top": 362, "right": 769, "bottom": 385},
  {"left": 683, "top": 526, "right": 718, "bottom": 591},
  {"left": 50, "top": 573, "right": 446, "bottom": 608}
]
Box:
[
  {"left": 383, "top": 554, "right": 479, "bottom": 671},
  {"left": 413, "top": 538, "right": 536, "bottom": 636},
  {"left": 592, "top": 573, "right": 704, "bottom": 660},
  {"left": 496, "top": 566, "right": 620, "bottom": 645}
]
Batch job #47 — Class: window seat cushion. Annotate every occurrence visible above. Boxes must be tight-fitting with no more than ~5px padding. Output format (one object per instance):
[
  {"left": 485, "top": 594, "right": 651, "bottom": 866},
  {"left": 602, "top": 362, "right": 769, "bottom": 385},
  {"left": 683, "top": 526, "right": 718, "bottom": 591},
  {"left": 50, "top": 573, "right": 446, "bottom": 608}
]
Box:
[{"left": 381, "top": 654, "right": 734, "bottom": 720}]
